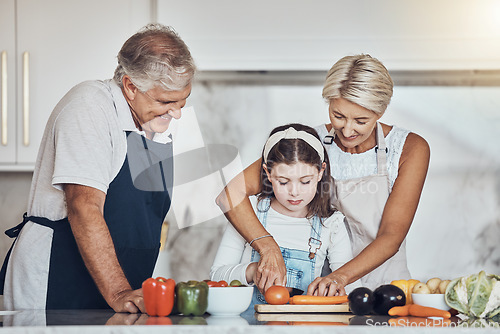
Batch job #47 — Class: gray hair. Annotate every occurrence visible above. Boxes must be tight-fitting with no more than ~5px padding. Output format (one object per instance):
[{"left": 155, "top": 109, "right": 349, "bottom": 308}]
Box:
[
  {"left": 322, "top": 54, "right": 393, "bottom": 116},
  {"left": 113, "top": 24, "right": 196, "bottom": 92}
]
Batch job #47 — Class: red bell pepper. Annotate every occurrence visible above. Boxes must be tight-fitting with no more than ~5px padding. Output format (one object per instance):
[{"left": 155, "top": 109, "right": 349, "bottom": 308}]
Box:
[{"left": 142, "top": 277, "right": 175, "bottom": 317}]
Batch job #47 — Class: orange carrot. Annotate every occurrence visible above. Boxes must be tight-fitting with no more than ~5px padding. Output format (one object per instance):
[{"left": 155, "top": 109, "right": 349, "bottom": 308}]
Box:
[
  {"left": 388, "top": 304, "right": 411, "bottom": 316},
  {"left": 288, "top": 295, "right": 349, "bottom": 305},
  {"left": 408, "top": 304, "right": 451, "bottom": 319}
]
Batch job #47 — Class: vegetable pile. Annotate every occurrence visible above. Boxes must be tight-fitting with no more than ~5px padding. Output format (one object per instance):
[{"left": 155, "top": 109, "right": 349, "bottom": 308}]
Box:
[
  {"left": 412, "top": 277, "right": 451, "bottom": 295},
  {"left": 348, "top": 281, "right": 455, "bottom": 318},
  {"left": 348, "top": 285, "right": 406, "bottom": 315},
  {"left": 445, "top": 270, "right": 500, "bottom": 320},
  {"left": 391, "top": 279, "right": 419, "bottom": 304}
]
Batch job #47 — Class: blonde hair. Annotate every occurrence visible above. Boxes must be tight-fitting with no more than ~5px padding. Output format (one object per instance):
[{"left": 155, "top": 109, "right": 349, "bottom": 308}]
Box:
[{"left": 322, "top": 54, "right": 393, "bottom": 115}]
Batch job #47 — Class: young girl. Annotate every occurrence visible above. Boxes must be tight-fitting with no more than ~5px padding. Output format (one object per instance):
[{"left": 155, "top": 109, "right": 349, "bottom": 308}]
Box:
[{"left": 210, "top": 123, "right": 354, "bottom": 306}]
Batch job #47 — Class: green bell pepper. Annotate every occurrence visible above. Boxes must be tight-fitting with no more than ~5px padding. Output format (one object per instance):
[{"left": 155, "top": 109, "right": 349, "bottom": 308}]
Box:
[{"left": 176, "top": 280, "right": 209, "bottom": 316}]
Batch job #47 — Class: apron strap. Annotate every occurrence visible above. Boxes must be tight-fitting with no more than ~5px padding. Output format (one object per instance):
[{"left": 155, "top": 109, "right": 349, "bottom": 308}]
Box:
[
  {"left": 0, "top": 212, "right": 29, "bottom": 294},
  {"left": 0, "top": 212, "right": 61, "bottom": 294},
  {"left": 374, "top": 122, "right": 388, "bottom": 175},
  {"left": 255, "top": 197, "right": 271, "bottom": 226},
  {"left": 4, "top": 212, "right": 30, "bottom": 238},
  {"left": 323, "top": 122, "right": 388, "bottom": 175},
  {"left": 323, "top": 127, "right": 336, "bottom": 145}
]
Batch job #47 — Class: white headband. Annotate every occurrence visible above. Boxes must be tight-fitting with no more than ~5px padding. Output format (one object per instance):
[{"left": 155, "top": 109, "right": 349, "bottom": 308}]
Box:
[{"left": 263, "top": 127, "right": 325, "bottom": 163}]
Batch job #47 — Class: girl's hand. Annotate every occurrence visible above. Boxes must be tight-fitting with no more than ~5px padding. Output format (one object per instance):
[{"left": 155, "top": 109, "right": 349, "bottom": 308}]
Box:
[
  {"left": 307, "top": 274, "right": 347, "bottom": 296},
  {"left": 246, "top": 262, "right": 258, "bottom": 284}
]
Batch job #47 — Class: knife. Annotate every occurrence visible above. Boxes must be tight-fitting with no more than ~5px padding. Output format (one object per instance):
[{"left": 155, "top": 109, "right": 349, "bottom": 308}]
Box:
[{"left": 289, "top": 288, "right": 304, "bottom": 297}]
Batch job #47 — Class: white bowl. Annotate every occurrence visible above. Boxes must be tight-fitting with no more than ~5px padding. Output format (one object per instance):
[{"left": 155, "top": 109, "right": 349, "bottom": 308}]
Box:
[
  {"left": 207, "top": 286, "right": 253, "bottom": 316},
  {"left": 412, "top": 293, "right": 450, "bottom": 311}
]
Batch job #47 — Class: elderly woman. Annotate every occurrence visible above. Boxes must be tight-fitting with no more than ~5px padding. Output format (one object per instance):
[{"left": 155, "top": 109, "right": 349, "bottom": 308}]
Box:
[{"left": 217, "top": 54, "right": 430, "bottom": 296}]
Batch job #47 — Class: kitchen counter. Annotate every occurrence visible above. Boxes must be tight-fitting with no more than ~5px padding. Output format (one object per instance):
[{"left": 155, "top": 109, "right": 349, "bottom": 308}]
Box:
[{"left": 0, "top": 309, "right": 499, "bottom": 333}]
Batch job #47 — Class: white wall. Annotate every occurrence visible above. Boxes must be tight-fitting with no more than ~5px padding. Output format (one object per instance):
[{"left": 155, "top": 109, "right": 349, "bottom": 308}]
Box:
[
  {"left": 158, "top": 0, "right": 500, "bottom": 70},
  {"left": 159, "top": 83, "right": 500, "bottom": 282}
]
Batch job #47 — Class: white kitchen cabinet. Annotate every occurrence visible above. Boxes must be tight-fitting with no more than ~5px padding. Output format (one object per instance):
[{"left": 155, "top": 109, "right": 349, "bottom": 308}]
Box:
[
  {"left": 0, "top": 0, "right": 16, "bottom": 164},
  {"left": 157, "top": 0, "right": 500, "bottom": 71},
  {"left": 0, "top": 0, "right": 151, "bottom": 169}
]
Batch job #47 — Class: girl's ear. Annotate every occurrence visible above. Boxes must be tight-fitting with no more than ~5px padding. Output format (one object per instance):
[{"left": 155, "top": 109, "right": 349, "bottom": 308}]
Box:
[
  {"left": 263, "top": 163, "right": 272, "bottom": 182},
  {"left": 318, "top": 162, "right": 327, "bottom": 181}
]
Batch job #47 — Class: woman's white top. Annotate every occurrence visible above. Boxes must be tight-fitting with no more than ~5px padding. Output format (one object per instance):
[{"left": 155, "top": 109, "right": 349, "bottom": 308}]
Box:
[{"left": 314, "top": 124, "right": 410, "bottom": 189}]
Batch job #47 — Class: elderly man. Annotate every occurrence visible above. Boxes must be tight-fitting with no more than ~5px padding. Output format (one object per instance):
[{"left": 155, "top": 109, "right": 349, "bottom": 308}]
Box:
[{"left": 0, "top": 24, "right": 195, "bottom": 312}]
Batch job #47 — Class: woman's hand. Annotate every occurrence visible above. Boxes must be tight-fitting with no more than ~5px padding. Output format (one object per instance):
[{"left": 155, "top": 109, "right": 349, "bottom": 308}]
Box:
[
  {"left": 307, "top": 274, "right": 347, "bottom": 296},
  {"left": 253, "top": 239, "right": 287, "bottom": 293}
]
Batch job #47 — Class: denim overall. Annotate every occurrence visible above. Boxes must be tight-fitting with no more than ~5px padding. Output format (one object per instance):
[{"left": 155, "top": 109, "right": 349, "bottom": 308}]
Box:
[
  {"left": 249, "top": 198, "right": 323, "bottom": 306},
  {"left": 0, "top": 132, "right": 173, "bottom": 309}
]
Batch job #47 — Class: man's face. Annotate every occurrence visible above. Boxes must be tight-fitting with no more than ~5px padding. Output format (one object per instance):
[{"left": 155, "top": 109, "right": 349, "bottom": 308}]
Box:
[{"left": 123, "top": 76, "right": 192, "bottom": 135}]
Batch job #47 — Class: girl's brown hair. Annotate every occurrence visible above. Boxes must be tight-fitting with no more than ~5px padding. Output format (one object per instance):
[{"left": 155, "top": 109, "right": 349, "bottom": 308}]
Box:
[{"left": 258, "top": 123, "right": 335, "bottom": 219}]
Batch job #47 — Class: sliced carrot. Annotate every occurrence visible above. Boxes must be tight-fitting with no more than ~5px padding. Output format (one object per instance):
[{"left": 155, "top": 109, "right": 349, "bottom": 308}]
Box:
[
  {"left": 388, "top": 304, "right": 411, "bottom": 317},
  {"left": 288, "top": 295, "right": 349, "bottom": 305},
  {"left": 408, "top": 304, "right": 451, "bottom": 319}
]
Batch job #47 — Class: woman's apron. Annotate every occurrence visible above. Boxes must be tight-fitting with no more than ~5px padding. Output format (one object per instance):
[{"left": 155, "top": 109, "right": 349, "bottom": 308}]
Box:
[
  {"left": 324, "top": 122, "right": 410, "bottom": 289},
  {"left": 0, "top": 132, "right": 173, "bottom": 309},
  {"left": 249, "top": 198, "right": 323, "bottom": 305}
]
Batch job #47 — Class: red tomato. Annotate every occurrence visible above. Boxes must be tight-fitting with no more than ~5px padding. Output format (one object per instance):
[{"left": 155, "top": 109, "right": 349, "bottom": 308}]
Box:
[
  {"left": 265, "top": 286, "right": 290, "bottom": 305},
  {"left": 206, "top": 281, "right": 218, "bottom": 287},
  {"left": 217, "top": 280, "right": 228, "bottom": 287}
]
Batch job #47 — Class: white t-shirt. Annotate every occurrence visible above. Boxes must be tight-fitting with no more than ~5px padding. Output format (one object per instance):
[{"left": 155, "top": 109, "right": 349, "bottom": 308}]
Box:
[
  {"left": 27, "top": 79, "right": 179, "bottom": 220},
  {"left": 4, "top": 79, "right": 183, "bottom": 310}
]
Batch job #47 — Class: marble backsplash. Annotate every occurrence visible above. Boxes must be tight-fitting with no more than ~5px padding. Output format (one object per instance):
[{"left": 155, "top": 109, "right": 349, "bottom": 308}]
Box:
[{"left": 0, "top": 83, "right": 499, "bottom": 285}]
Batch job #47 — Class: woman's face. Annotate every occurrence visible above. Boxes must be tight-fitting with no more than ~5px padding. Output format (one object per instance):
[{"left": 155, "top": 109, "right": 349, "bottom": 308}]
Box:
[
  {"left": 264, "top": 161, "right": 324, "bottom": 218},
  {"left": 329, "top": 98, "right": 382, "bottom": 150}
]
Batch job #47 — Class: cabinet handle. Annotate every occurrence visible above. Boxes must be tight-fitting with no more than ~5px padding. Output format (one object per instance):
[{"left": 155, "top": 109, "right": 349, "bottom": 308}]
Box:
[
  {"left": 1, "top": 51, "right": 7, "bottom": 146},
  {"left": 22, "top": 51, "right": 29, "bottom": 146}
]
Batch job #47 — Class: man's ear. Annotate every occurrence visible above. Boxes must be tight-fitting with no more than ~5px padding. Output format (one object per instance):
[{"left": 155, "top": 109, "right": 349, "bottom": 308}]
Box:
[
  {"left": 263, "top": 163, "right": 272, "bottom": 182},
  {"left": 122, "top": 75, "right": 139, "bottom": 101}
]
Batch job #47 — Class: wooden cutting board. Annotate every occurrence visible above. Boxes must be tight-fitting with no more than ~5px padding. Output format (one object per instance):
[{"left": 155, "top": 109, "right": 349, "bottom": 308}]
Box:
[{"left": 255, "top": 303, "right": 350, "bottom": 314}]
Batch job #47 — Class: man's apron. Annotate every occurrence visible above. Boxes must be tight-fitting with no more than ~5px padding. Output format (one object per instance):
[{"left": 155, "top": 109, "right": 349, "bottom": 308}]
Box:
[
  {"left": 0, "top": 132, "right": 173, "bottom": 309},
  {"left": 249, "top": 198, "right": 323, "bottom": 305},
  {"left": 325, "top": 122, "right": 410, "bottom": 289}
]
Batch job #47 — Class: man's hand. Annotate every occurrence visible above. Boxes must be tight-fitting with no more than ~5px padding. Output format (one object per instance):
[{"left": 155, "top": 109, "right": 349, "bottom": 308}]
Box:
[
  {"left": 64, "top": 184, "right": 140, "bottom": 313},
  {"left": 109, "top": 288, "right": 145, "bottom": 313}
]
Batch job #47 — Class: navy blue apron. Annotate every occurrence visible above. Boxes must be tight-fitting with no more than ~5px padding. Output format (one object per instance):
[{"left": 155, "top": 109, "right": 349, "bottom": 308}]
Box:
[{"left": 0, "top": 132, "right": 173, "bottom": 309}]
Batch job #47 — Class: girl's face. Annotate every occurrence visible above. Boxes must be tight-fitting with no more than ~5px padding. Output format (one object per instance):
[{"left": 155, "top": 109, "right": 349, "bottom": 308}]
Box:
[
  {"left": 264, "top": 161, "right": 325, "bottom": 218},
  {"left": 328, "top": 98, "right": 382, "bottom": 150}
]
